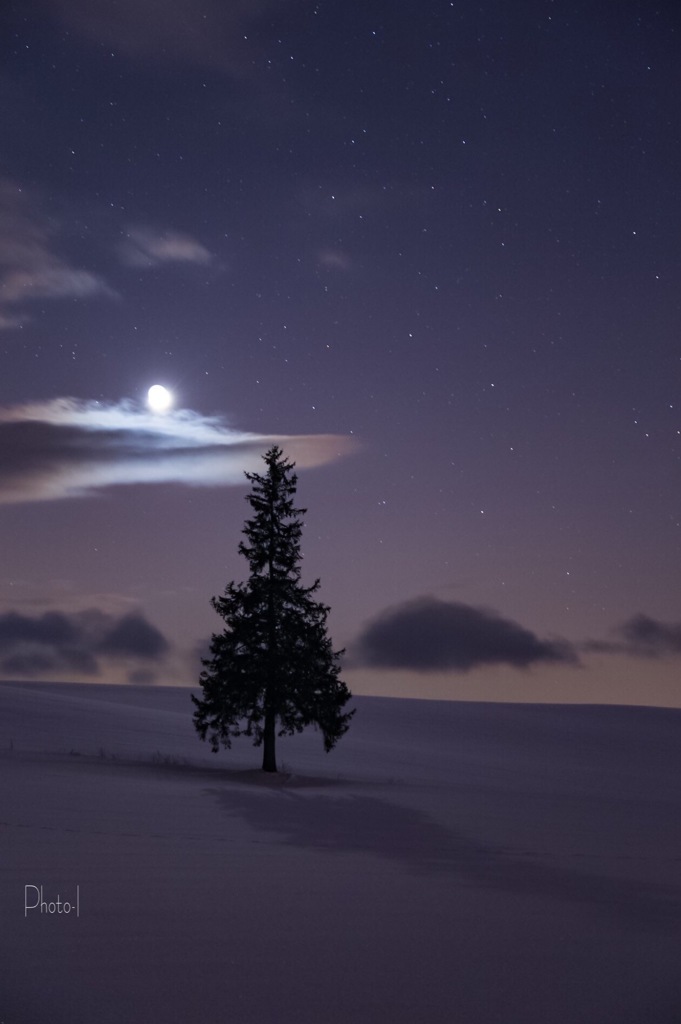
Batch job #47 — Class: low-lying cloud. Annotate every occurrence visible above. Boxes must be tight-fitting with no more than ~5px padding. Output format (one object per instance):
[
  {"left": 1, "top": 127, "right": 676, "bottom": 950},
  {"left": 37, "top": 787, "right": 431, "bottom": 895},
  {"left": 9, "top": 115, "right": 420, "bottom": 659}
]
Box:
[
  {"left": 351, "top": 596, "right": 578, "bottom": 673},
  {"left": 586, "top": 614, "right": 681, "bottom": 659},
  {"left": 0, "top": 608, "right": 169, "bottom": 680},
  {"left": 0, "top": 397, "right": 356, "bottom": 504}
]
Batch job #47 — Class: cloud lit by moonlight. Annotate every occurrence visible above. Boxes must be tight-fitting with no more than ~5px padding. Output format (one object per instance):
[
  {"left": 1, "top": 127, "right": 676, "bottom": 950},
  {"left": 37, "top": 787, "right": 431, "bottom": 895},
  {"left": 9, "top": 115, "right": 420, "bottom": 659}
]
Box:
[{"left": 0, "top": 398, "right": 357, "bottom": 504}]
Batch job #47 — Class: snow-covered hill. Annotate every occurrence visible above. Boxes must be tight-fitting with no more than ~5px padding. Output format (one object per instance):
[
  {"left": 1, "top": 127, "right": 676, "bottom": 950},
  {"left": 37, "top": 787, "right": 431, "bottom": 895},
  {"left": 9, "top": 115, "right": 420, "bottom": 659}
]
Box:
[{"left": 1, "top": 682, "right": 680, "bottom": 1023}]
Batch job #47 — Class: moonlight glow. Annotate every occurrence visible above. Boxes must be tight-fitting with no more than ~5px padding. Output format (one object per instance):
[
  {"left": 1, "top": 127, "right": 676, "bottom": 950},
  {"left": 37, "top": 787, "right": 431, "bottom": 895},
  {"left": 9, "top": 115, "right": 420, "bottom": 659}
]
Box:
[{"left": 147, "top": 385, "right": 173, "bottom": 413}]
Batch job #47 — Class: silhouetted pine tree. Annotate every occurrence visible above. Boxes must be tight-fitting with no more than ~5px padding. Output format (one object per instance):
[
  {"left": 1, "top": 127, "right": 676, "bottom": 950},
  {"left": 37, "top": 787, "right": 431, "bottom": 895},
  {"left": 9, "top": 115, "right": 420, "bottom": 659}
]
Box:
[{"left": 192, "top": 445, "right": 354, "bottom": 772}]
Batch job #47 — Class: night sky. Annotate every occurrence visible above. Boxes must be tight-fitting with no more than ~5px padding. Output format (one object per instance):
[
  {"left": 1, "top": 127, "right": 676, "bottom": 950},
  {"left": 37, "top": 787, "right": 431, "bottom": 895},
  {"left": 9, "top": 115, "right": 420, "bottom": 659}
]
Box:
[{"left": 1, "top": 0, "right": 679, "bottom": 705}]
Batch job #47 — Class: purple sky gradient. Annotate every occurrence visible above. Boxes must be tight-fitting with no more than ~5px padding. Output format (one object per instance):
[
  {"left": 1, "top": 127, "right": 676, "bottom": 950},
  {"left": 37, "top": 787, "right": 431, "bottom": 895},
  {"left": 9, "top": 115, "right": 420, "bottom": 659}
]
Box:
[{"left": 0, "top": 0, "right": 679, "bottom": 703}]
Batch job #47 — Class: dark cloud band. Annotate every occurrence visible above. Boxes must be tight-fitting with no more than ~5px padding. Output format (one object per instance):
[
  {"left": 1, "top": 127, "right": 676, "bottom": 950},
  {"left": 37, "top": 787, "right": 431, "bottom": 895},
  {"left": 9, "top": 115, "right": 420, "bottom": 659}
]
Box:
[
  {"left": 0, "top": 608, "right": 169, "bottom": 680},
  {"left": 585, "top": 614, "right": 681, "bottom": 659},
  {"left": 351, "top": 596, "right": 578, "bottom": 673}
]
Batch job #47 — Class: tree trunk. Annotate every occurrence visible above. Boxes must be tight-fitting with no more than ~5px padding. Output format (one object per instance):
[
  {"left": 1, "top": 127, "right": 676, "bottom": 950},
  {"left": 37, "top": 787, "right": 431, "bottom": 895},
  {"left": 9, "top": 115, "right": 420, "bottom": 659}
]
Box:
[{"left": 262, "top": 709, "right": 277, "bottom": 772}]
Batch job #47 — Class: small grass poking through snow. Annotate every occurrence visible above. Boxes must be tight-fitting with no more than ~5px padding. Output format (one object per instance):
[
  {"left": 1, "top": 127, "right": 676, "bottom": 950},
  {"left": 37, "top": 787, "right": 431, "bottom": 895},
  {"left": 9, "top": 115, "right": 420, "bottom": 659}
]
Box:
[{"left": 151, "top": 750, "right": 189, "bottom": 767}]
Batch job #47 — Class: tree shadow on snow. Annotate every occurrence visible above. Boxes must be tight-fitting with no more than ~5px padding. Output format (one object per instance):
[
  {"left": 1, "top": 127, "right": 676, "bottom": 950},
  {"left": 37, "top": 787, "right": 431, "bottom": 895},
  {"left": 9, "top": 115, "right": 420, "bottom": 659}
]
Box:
[{"left": 205, "top": 787, "right": 681, "bottom": 934}]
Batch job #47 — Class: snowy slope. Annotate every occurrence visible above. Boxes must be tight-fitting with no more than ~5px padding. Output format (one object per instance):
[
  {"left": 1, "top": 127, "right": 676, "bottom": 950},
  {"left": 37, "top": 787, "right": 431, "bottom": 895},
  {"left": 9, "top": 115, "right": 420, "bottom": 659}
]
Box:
[{"left": 1, "top": 682, "right": 680, "bottom": 1023}]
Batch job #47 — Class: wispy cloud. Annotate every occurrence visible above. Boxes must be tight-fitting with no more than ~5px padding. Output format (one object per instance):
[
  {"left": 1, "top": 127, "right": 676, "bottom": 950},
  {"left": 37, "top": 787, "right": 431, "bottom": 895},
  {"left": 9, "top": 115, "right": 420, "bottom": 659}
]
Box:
[
  {"left": 0, "top": 607, "right": 169, "bottom": 681},
  {"left": 350, "top": 596, "right": 578, "bottom": 673},
  {"left": 0, "top": 178, "right": 113, "bottom": 325},
  {"left": 0, "top": 311, "right": 26, "bottom": 330},
  {"left": 0, "top": 397, "right": 357, "bottom": 504},
  {"left": 317, "top": 248, "right": 352, "bottom": 272},
  {"left": 1, "top": 267, "right": 115, "bottom": 302},
  {"left": 42, "top": 0, "right": 289, "bottom": 75},
  {"left": 120, "top": 226, "right": 214, "bottom": 269}
]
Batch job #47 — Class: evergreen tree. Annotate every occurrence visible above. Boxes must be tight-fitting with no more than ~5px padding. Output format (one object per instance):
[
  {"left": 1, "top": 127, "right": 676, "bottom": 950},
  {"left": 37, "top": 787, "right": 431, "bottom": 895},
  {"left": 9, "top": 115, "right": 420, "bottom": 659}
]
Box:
[{"left": 192, "top": 445, "right": 354, "bottom": 772}]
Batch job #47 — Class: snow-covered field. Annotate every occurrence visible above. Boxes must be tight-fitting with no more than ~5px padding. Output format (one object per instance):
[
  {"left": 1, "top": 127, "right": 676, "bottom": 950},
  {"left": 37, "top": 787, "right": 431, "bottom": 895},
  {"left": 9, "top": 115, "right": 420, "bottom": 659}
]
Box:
[{"left": 1, "top": 681, "right": 680, "bottom": 1023}]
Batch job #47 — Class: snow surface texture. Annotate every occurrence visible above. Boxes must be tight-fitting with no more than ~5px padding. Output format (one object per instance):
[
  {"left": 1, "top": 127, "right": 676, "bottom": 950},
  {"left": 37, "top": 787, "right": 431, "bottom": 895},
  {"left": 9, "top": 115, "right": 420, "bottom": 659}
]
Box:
[{"left": 1, "top": 682, "right": 680, "bottom": 1023}]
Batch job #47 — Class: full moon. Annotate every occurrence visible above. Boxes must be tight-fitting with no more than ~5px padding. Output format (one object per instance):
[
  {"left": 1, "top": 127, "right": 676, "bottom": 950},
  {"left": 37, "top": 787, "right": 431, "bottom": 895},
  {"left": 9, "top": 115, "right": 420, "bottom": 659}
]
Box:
[{"left": 147, "top": 384, "right": 173, "bottom": 413}]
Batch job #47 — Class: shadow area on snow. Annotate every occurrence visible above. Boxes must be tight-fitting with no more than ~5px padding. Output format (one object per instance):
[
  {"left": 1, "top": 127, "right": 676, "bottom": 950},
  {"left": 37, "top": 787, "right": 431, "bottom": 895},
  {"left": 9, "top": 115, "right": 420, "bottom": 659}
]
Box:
[
  {"left": 206, "top": 786, "right": 681, "bottom": 935},
  {"left": 3, "top": 742, "right": 679, "bottom": 937}
]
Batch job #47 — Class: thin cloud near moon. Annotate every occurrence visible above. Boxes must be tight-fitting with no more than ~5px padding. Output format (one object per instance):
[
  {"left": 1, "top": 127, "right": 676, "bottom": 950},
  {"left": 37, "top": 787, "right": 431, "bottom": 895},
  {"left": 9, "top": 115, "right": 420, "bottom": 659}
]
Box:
[{"left": 0, "top": 397, "right": 357, "bottom": 504}]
